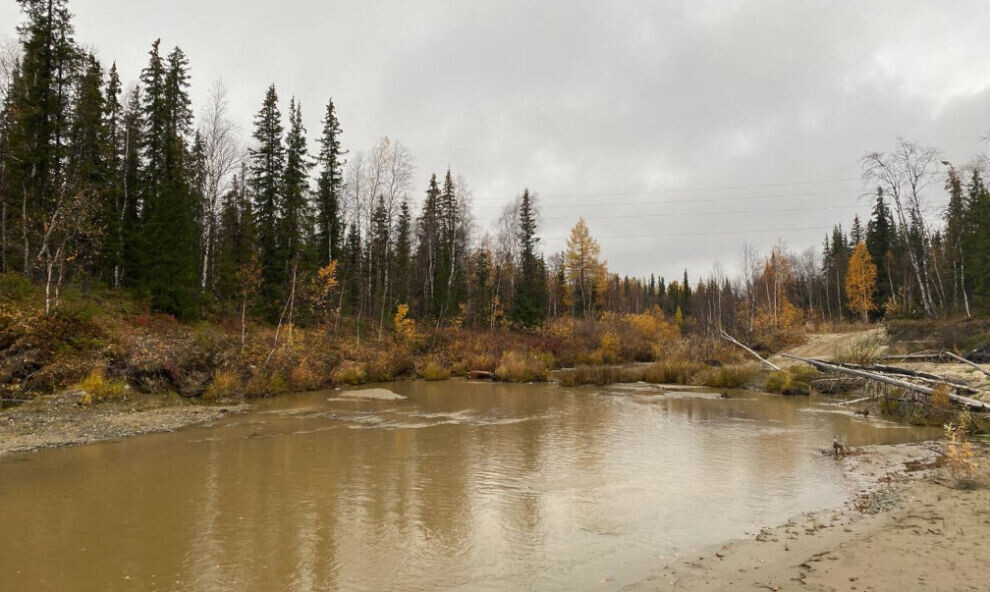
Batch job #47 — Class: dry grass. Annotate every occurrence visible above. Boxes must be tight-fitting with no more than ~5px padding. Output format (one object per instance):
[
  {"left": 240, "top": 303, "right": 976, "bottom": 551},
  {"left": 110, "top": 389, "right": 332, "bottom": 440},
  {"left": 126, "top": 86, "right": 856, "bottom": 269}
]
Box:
[
  {"left": 422, "top": 359, "right": 452, "bottom": 381},
  {"left": 332, "top": 361, "right": 367, "bottom": 386},
  {"left": 495, "top": 351, "right": 550, "bottom": 383},
  {"left": 693, "top": 364, "right": 759, "bottom": 389}
]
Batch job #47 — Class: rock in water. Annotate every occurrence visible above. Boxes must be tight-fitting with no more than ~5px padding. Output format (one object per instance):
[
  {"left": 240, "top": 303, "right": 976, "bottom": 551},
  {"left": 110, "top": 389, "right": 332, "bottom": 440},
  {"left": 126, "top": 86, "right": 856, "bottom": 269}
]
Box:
[{"left": 336, "top": 388, "right": 406, "bottom": 401}]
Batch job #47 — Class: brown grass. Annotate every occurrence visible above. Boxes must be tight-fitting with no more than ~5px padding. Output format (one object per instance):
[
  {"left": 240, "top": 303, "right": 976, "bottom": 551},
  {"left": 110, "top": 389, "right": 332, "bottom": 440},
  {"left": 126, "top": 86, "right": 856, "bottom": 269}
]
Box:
[{"left": 495, "top": 351, "right": 550, "bottom": 383}]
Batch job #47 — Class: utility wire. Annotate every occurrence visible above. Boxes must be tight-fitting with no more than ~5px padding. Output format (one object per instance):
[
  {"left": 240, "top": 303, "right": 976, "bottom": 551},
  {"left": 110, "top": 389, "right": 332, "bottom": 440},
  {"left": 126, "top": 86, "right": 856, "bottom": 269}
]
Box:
[{"left": 471, "top": 176, "right": 862, "bottom": 203}]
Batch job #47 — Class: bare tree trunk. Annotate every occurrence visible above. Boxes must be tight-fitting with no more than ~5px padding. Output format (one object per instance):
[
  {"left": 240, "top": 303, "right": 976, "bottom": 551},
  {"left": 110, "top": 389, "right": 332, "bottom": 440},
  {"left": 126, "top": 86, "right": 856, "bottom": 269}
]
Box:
[{"left": 240, "top": 296, "right": 248, "bottom": 352}]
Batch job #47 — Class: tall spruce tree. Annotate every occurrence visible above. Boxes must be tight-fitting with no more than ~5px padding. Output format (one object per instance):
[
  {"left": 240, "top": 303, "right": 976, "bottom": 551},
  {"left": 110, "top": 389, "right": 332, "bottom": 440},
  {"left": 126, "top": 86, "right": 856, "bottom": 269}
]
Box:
[
  {"left": 8, "top": 0, "right": 77, "bottom": 277},
  {"left": 866, "top": 188, "right": 896, "bottom": 312},
  {"left": 965, "top": 171, "right": 990, "bottom": 311},
  {"left": 281, "top": 97, "right": 311, "bottom": 269},
  {"left": 511, "top": 189, "right": 547, "bottom": 326},
  {"left": 315, "top": 98, "right": 345, "bottom": 266},
  {"left": 248, "top": 85, "right": 286, "bottom": 315},
  {"left": 138, "top": 43, "right": 199, "bottom": 317},
  {"left": 392, "top": 199, "right": 412, "bottom": 307}
]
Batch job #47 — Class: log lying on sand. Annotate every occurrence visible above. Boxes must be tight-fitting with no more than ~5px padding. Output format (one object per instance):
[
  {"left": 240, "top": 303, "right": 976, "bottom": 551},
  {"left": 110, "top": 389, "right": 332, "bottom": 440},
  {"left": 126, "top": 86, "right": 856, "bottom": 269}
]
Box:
[
  {"left": 828, "top": 360, "right": 982, "bottom": 395},
  {"left": 782, "top": 354, "right": 990, "bottom": 412},
  {"left": 883, "top": 351, "right": 990, "bottom": 377},
  {"left": 719, "top": 330, "right": 781, "bottom": 371},
  {"left": 942, "top": 351, "right": 990, "bottom": 378}
]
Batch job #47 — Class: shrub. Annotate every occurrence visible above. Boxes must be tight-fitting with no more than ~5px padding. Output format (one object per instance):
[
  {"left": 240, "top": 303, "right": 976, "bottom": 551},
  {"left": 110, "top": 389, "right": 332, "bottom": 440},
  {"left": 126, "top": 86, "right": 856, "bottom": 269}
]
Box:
[
  {"left": 944, "top": 413, "right": 979, "bottom": 486},
  {"left": 78, "top": 368, "right": 127, "bottom": 402},
  {"left": 764, "top": 367, "right": 814, "bottom": 396},
  {"left": 422, "top": 360, "right": 452, "bottom": 381},
  {"left": 288, "top": 358, "right": 323, "bottom": 391},
  {"left": 332, "top": 361, "right": 367, "bottom": 386},
  {"left": 594, "top": 330, "right": 622, "bottom": 364},
  {"left": 495, "top": 351, "right": 549, "bottom": 383},
  {"left": 202, "top": 369, "right": 241, "bottom": 402},
  {"left": 765, "top": 371, "right": 790, "bottom": 394},
  {"left": 930, "top": 383, "right": 951, "bottom": 409}
]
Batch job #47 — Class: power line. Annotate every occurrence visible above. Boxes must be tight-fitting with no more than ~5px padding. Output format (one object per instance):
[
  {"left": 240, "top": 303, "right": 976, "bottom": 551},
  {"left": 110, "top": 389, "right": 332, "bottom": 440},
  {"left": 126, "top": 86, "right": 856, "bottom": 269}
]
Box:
[
  {"left": 473, "top": 203, "right": 869, "bottom": 222},
  {"left": 539, "top": 225, "right": 837, "bottom": 241},
  {"left": 471, "top": 176, "right": 862, "bottom": 203},
  {"left": 471, "top": 188, "right": 862, "bottom": 210}
]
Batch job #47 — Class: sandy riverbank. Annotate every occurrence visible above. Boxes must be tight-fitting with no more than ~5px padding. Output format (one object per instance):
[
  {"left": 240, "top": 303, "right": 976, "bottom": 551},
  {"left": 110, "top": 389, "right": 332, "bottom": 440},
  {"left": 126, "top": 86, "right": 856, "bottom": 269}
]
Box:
[
  {"left": 0, "top": 391, "right": 248, "bottom": 456},
  {"left": 624, "top": 441, "right": 989, "bottom": 592}
]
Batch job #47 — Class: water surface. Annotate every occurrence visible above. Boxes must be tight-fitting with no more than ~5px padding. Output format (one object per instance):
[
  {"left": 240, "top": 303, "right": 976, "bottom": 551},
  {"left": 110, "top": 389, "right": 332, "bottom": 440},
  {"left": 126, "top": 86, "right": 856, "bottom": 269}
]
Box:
[{"left": 0, "top": 382, "right": 938, "bottom": 591}]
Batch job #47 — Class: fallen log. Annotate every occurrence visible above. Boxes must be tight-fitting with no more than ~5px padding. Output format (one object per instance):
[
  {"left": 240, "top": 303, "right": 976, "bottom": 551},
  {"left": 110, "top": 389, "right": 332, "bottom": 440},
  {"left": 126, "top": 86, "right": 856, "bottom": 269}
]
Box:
[
  {"left": 719, "top": 330, "right": 781, "bottom": 371},
  {"left": 942, "top": 351, "right": 990, "bottom": 378},
  {"left": 781, "top": 353, "right": 990, "bottom": 412},
  {"left": 829, "top": 360, "right": 981, "bottom": 395}
]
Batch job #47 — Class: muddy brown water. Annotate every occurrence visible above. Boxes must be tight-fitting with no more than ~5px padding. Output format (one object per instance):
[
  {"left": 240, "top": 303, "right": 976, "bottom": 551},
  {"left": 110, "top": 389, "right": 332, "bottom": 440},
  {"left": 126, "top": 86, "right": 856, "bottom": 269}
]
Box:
[{"left": 0, "top": 382, "right": 939, "bottom": 591}]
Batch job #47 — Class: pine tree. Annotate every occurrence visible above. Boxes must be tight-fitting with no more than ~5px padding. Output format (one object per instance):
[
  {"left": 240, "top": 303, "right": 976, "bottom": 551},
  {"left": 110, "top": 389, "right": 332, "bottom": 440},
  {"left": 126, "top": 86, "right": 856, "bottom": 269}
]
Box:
[
  {"left": 248, "top": 85, "right": 286, "bottom": 315},
  {"left": 315, "top": 98, "right": 345, "bottom": 266}
]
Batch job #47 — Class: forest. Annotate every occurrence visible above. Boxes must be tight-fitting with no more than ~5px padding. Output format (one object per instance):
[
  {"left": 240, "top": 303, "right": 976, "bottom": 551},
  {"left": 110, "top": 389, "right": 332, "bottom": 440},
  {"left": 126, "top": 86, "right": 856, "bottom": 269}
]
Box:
[{"left": 2, "top": 0, "right": 990, "bottom": 400}]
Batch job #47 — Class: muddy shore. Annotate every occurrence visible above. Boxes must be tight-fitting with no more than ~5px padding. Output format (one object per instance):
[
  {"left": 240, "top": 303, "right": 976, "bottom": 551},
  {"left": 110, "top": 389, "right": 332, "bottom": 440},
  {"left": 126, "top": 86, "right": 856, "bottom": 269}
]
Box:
[
  {"left": 0, "top": 391, "right": 248, "bottom": 456},
  {"left": 624, "top": 441, "right": 989, "bottom": 592}
]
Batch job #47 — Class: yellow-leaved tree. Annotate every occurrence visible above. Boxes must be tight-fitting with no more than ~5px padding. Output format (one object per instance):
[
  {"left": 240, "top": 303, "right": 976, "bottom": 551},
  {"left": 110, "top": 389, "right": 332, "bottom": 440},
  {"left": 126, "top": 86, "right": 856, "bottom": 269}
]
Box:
[
  {"left": 845, "top": 242, "right": 878, "bottom": 322},
  {"left": 564, "top": 218, "right": 608, "bottom": 318}
]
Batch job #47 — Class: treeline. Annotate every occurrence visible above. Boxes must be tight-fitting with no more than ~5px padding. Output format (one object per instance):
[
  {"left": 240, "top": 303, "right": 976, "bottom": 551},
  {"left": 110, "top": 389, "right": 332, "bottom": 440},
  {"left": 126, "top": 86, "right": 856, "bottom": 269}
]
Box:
[
  {"left": 0, "top": 0, "right": 696, "bottom": 334},
  {"left": 2, "top": 1, "right": 989, "bottom": 345}
]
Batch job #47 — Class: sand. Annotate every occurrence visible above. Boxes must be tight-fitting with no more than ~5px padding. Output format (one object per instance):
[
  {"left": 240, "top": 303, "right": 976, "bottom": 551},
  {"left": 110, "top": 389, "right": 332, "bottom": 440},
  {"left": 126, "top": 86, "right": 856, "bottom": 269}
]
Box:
[{"left": 624, "top": 442, "right": 990, "bottom": 592}]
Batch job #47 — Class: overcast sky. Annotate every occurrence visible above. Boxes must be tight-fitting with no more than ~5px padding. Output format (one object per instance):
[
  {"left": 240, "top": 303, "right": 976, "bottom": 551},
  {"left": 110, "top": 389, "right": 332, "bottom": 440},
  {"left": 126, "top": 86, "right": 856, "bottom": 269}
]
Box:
[{"left": 4, "top": 0, "right": 990, "bottom": 280}]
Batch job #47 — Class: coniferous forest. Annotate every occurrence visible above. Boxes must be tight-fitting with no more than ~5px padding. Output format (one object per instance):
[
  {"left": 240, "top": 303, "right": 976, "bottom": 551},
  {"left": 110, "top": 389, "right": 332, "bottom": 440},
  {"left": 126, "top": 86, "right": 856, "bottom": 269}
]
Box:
[{"left": 2, "top": 0, "right": 990, "bottom": 399}]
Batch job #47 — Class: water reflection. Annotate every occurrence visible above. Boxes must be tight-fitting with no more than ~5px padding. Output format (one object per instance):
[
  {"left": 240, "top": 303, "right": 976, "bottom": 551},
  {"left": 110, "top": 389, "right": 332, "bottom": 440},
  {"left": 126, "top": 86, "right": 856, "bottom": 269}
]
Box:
[{"left": 0, "top": 382, "right": 938, "bottom": 591}]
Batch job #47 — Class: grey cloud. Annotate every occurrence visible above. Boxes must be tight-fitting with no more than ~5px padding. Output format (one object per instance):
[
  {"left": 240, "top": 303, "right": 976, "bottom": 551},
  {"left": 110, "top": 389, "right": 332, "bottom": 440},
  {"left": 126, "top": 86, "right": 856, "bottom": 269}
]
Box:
[{"left": 2, "top": 0, "right": 988, "bottom": 280}]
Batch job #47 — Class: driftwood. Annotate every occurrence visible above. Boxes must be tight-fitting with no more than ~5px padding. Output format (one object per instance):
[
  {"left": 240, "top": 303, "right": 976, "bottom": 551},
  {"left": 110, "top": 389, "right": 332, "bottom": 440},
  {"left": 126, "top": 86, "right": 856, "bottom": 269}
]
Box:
[
  {"left": 719, "top": 330, "right": 781, "bottom": 371},
  {"left": 782, "top": 353, "right": 990, "bottom": 412},
  {"left": 828, "top": 361, "right": 981, "bottom": 395},
  {"left": 942, "top": 351, "right": 990, "bottom": 378}
]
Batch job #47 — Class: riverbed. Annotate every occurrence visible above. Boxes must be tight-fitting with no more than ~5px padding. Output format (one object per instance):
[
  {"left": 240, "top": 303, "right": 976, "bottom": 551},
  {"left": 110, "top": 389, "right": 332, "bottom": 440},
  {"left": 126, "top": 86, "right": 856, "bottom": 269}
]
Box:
[{"left": 0, "top": 382, "right": 940, "bottom": 591}]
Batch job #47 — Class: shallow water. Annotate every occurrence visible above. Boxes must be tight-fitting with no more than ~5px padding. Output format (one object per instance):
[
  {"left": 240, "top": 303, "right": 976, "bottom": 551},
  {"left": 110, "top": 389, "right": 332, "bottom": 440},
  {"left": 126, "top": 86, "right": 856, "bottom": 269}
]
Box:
[{"left": 0, "top": 382, "right": 939, "bottom": 591}]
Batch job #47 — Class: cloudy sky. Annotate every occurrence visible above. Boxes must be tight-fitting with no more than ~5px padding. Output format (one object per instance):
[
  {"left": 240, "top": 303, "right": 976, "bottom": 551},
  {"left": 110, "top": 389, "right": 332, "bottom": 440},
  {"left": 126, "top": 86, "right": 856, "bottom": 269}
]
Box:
[{"left": 3, "top": 0, "right": 990, "bottom": 280}]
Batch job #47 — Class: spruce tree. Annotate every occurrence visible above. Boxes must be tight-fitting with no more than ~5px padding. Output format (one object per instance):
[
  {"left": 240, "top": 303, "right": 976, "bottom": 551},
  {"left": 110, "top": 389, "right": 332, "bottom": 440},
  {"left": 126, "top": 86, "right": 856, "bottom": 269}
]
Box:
[
  {"left": 248, "top": 85, "right": 286, "bottom": 315},
  {"left": 8, "top": 0, "right": 78, "bottom": 277},
  {"left": 315, "top": 98, "right": 345, "bottom": 266},
  {"left": 510, "top": 189, "right": 547, "bottom": 326},
  {"left": 281, "top": 97, "right": 312, "bottom": 270},
  {"left": 866, "top": 188, "right": 895, "bottom": 310},
  {"left": 138, "top": 43, "right": 199, "bottom": 317},
  {"left": 964, "top": 171, "right": 990, "bottom": 311},
  {"left": 392, "top": 199, "right": 412, "bottom": 307}
]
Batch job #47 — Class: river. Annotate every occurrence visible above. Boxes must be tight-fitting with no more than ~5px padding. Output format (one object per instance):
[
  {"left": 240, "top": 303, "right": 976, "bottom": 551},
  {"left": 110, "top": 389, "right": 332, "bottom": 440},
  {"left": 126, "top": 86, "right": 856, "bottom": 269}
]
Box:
[{"left": 0, "top": 381, "right": 939, "bottom": 591}]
